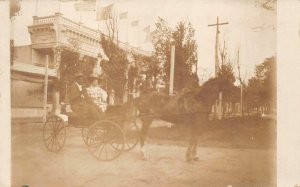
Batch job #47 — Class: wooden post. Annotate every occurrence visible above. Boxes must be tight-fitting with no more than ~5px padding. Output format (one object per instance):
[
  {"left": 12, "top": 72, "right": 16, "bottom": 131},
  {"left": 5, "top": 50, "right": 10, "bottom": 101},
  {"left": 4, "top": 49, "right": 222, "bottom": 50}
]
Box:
[
  {"left": 43, "top": 55, "right": 49, "bottom": 122},
  {"left": 218, "top": 92, "right": 222, "bottom": 120},
  {"left": 208, "top": 17, "right": 229, "bottom": 119},
  {"left": 208, "top": 17, "right": 229, "bottom": 77},
  {"left": 169, "top": 45, "right": 175, "bottom": 95},
  {"left": 237, "top": 49, "right": 243, "bottom": 116},
  {"left": 35, "top": 0, "right": 38, "bottom": 16}
]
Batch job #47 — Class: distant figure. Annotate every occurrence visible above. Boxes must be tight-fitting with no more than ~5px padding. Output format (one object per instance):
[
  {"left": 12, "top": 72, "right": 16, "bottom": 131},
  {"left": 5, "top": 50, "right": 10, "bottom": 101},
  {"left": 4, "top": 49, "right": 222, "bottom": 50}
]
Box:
[
  {"left": 68, "top": 72, "right": 103, "bottom": 119},
  {"left": 86, "top": 74, "right": 108, "bottom": 112},
  {"left": 109, "top": 89, "right": 115, "bottom": 105}
]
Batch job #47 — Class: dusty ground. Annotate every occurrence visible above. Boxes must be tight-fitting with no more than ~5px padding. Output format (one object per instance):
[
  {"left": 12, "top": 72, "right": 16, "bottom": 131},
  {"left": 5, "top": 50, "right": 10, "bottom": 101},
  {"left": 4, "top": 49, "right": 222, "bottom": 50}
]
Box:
[{"left": 11, "top": 118, "right": 276, "bottom": 187}]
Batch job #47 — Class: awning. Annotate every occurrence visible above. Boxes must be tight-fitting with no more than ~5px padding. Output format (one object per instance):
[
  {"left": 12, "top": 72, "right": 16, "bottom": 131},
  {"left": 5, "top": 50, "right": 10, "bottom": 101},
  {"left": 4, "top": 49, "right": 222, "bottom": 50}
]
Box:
[{"left": 11, "top": 71, "right": 56, "bottom": 83}]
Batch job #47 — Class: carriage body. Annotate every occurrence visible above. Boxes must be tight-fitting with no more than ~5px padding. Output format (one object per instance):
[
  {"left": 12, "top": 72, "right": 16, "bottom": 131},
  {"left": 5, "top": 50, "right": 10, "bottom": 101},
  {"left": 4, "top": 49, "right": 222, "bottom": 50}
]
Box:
[{"left": 42, "top": 105, "right": 140, "bottom": 161}]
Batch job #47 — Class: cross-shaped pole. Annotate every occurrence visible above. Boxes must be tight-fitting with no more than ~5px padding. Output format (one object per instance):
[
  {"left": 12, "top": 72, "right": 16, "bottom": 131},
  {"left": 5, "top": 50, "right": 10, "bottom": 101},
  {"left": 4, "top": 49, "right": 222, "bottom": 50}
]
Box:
[{"left": 208, "top": 16, "right": 229, "bottom": 77}]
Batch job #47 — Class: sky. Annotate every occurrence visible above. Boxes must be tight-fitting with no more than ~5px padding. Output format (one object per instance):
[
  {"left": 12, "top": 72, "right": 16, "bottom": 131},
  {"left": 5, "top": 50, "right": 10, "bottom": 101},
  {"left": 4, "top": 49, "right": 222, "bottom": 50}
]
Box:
[{"left": 12, "top": 0, "right": 276, "bottom": 83}]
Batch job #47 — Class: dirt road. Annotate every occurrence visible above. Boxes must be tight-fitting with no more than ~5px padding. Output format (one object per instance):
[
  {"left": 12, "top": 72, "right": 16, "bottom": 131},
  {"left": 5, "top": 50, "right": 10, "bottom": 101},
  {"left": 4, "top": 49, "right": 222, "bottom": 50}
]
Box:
[{"left": 11, "top": 122, "right": 276, "bottom": 187}]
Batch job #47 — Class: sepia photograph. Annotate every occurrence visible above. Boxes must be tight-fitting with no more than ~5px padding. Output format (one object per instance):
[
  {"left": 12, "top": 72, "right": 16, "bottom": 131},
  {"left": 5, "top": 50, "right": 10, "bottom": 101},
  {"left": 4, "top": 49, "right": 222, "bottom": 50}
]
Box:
[{"left": 2, "top": 0, "right": 284, "bottom": 186}]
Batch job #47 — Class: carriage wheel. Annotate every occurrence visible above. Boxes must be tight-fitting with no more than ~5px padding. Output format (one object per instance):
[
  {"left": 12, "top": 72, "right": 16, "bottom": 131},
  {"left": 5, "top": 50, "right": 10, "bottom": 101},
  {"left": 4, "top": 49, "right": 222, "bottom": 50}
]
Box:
[
  {"left": 81, "top": 128, "right": 89, "bottom": 145},
  {"left": 122, "top": 121, "right": 140, "bottom": 151},
  {"left": 86, "top": 120, "right": 125, "bottom": 161},
  {"left": 43, "top": 116, "right": 66, "bottom": 152}
]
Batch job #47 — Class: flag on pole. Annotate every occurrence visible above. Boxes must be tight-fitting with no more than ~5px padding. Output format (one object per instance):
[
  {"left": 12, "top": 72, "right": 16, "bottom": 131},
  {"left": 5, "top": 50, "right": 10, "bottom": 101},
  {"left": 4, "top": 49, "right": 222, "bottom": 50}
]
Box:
[
  {"left": 119, "top": 12, "right": 128, "bottom": 19},
  {"left": 74, "top": 0, "right": 96, "bottom": 11},
  {"left": 131, "top": 20, "right": 139, "bottom": 27},
  {"left": 96, "top": 4, "right": 114, "bottom": 21},
  {"left": 143, "top": 25, "right": 150, "bottom": 33}
]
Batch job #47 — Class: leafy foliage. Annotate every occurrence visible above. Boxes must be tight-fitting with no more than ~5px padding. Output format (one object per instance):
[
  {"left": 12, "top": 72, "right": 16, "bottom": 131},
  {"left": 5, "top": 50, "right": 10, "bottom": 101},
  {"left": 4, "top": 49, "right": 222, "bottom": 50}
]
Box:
[
  {"left": 10, "top": 0, "right": 21, "bottom": 19},
  {"left": 244, "top": 56, "right": 276, "bottom": 112},
  {"left": 152, "top": 18, "right": 199, "bottom": 92},
  {"left": 152, "top": 17, "right": 173, "bottom": 81},
  {"left": 130, "top": 53, "right": 160, "bottom": 94},
  {"left": 100, "top": 35, "right": 128, "bottom": 103},
  {"left": 59, "top": 51, "right": 96, "bottom": 102}
]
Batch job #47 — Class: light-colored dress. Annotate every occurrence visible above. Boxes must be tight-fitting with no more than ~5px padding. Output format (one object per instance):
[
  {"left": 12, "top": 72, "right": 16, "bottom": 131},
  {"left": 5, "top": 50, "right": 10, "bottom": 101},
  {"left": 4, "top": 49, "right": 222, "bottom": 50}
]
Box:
[{"left": 86, "top": 86, "right": 108, "bottom": 112}]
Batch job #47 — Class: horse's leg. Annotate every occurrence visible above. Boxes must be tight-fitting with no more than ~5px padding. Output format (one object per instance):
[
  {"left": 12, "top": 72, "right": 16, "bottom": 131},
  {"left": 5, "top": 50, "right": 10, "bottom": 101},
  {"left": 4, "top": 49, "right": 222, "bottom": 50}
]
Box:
[
  {"left": 191, "top": 125, "right": 199, "bottom": 161},
  {"left": 139, "top": 116, "right": 153, "bottom": 159},
  {"left": 190, "top": 114, "right": 209, "bottom": 161},
  {"left": 186, "top": 121, "right": 199, "bottom": 162}
]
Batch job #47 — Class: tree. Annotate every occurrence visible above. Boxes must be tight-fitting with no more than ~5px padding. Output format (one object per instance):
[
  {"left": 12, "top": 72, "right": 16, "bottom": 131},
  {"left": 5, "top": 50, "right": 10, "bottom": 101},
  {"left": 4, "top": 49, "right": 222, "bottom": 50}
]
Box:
[
  {"left": 100, "top": 35, "right": 128, "bottom": 104},
  {"left": 10, "top": 0, "right": 21, "bottom": 19},
  {"left": 152, "top": 18, "right": 199, "bottom": 92},
  {"left": 215, "top": 39, "right": 238, "bottom": 103},
  {"left": 172, "top": 21, "right": 198, "bottom": 91},
  {"left": 130, "top": 53, "right": 160, "bottom": 94},
  {"left": 104, "top": 13, "right": 119, "bottom": 44},
  {"left": 10, "top": 0, "right": 22, "bottom": 65},
  {"left": 244, "top": 56, "right": 276, "bottom": 113},
  {"left": 152, "top": 17, "right": 173, "bottom": 85}
]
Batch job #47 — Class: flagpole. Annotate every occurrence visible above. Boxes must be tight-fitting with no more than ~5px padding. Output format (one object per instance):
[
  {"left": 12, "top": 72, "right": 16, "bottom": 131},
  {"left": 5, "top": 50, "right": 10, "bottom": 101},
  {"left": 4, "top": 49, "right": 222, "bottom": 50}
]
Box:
[
  {"left": 80, "top": 11, "right": 82, "bottom": 23},
  {"left": 58, "top": 0, "right": 61, "bottom": 13},
  {"left": 96, "top": 0, "right": 100, "bottom": 32},
  {"left": 138, "top": 23, "right": 140, "bottom": 48},
  {"left": 35, "top": 0, "right": 38, "bottom": 16},
  {"left": 135, "top": 22, "right": 139, "bottom": 48},
  {"left": 126, "top": 18, "right": 129, "bottom": 44}
]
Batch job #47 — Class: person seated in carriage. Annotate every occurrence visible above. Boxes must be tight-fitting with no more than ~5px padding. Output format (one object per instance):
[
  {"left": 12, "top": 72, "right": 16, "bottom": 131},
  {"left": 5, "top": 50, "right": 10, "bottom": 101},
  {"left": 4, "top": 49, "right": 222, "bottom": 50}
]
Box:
[
  {"left": 68, "top": 72, "right": 104, "bottom": 120},
  {"left": 86, "top": 74, "right": 108, "bottom": 112}
]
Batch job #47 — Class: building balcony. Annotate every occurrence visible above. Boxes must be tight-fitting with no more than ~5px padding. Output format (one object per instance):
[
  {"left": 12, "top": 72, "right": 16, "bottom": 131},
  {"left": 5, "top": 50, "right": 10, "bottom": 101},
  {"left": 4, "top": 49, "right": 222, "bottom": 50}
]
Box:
[{"left": 28, "top": 12, "right": 102, "bottom": 58}]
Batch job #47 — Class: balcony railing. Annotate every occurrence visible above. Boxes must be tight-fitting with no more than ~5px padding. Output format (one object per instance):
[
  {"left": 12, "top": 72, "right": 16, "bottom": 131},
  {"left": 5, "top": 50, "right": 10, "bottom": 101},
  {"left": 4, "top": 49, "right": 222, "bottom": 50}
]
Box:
[{"left": 33, "top": 13, "right": 100, "bottom": 38}]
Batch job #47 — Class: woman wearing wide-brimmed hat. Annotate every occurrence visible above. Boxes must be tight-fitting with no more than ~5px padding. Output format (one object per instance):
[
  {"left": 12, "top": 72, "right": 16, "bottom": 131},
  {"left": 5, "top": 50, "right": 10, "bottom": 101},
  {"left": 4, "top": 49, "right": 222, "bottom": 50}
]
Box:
[{"left": 86, "top": 74, "right": 108, "bottom": 112}]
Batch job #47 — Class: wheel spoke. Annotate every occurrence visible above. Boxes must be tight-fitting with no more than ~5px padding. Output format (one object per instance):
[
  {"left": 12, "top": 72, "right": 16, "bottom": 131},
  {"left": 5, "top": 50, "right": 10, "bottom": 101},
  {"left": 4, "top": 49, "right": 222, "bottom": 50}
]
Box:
[
  {"left": 46, "top": 135, "right": 54, "bottom": 148},
  {"left": 56, "top": 133, "right": 65, "bottom": 144},
  {"left": 56, "top": 134, "right": 64, "bottom": 147},
  {"left": 43, "top": 117, "right": 66, "bottom": 152},
  {"left": 53, "top": 136, "right": 58, "bottom": 151},
  {"left": 87, "top": 121, "right": 125, "bottom": 161},
  {"left": 97, "top": 143, "right": 105, "bottom": 159},
  {"left": 105, "top": 144, "right": 108, "bottom": 160},
  {"left": 44, "top": 134, "right": 52, "bottom": 143},
  {"left": 50, "top": 119, "right": 55, "bottom": 130},
  {"left": 50, "top": 135, "right": 55, "bottom": 151},
  {"left": 55, "top": 120, "right": 62, "bottom": 132},
  {"left": 108, "top": 142, "right": 117, "bottom": 154}
]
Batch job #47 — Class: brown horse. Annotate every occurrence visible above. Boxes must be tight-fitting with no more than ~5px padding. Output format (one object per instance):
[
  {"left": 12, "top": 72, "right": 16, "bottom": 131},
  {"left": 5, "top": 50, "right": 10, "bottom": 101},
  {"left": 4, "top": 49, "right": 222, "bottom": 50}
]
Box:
[{"left": 124, "top": 77, "right": 234, "bottom": 161}]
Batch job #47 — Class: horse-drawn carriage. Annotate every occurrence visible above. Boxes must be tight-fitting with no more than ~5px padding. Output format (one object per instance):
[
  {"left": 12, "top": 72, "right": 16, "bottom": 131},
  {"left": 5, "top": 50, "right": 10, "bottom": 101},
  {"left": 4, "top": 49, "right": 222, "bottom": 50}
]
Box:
[
  {"left": 43, "top": 77, "right": 230, "bottom": 162},
  {"left": 42, "top": 105, "right": 140, "bottom": 161}
]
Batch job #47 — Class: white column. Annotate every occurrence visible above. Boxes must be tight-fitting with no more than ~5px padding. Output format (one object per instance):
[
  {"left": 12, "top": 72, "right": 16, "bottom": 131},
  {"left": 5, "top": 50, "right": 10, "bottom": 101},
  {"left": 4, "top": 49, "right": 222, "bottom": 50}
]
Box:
[
  {"left": 169, "top": 45, "right": 175, "bottom": 95},
  {"left": 52, "top": 47, "right": 62, "bottom": 115}
]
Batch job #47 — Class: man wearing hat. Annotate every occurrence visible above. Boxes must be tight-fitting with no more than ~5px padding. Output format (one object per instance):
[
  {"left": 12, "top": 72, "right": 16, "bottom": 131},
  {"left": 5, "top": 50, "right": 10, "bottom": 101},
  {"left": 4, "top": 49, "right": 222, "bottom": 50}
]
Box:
[
  {"left": 86, "top": 74, "right": 108, "bottom": 112},
  {"left": 68, "top": 72, "right": 103, "bottom": 119}
]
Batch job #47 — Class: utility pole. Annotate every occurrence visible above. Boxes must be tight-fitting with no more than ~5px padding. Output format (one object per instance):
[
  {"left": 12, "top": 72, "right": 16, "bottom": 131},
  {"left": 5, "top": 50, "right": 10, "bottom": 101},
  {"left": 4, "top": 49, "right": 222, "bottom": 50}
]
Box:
[
  {"left": 208, "top": 17, "right": 228, "bottom": 120},
  {"left": 208, "top": 16, "right": 228, "bottom": 77},
  {"left": 236, "top": 49, "right": 243, "bottom": 116}
]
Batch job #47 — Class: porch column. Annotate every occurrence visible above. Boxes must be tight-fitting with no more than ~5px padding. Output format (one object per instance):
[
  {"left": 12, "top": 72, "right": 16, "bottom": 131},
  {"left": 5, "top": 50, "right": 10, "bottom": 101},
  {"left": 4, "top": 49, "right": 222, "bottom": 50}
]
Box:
[{"left": 52, "top": 46, "right": 63, "bottom": 114}]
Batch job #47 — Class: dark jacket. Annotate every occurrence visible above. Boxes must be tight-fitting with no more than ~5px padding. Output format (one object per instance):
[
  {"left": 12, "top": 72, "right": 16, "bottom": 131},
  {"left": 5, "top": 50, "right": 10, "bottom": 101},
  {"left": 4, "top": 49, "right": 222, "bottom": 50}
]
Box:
[{"left": 68, "top": 82, "right": 102, "bottom": 119}]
